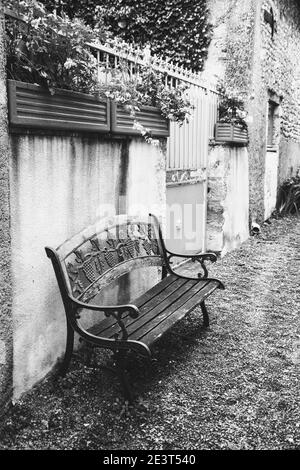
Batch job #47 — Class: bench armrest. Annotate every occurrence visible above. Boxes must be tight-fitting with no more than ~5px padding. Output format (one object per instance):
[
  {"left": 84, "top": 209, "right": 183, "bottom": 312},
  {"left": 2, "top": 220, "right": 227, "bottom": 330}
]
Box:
[
  {"left": 165, "top": 251, "right": 224, "bottom": 287},
  {"left": 69, "top": 295, "right": 139, "bottom": 341},
  {"left": 69, "top": 296, "right": 139, "bottom": 318},
  {"left": 168, "top": 252, "right": 217, "bottom": 263}
]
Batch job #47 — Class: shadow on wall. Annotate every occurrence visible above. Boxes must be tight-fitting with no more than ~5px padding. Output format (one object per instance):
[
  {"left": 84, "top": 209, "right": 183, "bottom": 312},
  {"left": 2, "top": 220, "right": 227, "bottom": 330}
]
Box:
[{"left": 9, "top": 133, "right": 166, "bottom": 400}]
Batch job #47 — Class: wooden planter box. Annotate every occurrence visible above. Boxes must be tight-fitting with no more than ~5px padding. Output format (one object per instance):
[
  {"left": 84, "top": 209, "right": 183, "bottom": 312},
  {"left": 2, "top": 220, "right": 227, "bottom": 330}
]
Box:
[
  {"left": 215, "top": 121, "right": 248, "bottom": 144},
  {"left": 111, "top": 101, "right": 170, "bottom": 137},
  {"left": 7, "top": 80, "right": 110, "bottom": 133}
]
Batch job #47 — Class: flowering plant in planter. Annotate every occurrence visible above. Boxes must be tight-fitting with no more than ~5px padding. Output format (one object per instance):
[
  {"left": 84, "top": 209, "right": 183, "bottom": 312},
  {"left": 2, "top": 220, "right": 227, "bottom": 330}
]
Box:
[
  {"left": 217, "top": 83, "right": 248, "bottom": 129},
  {"left": 99, "top": 62, "right": 193, "bottom": 124},
  {"left": 214, "top": 83, "right": 248, "bottom": 144},
  {"left": 4, "top": 0, "right": 106, "bottom": 95},
  {"left": 98, "top": 62, "right": 194, "bottom": 142},
  {"left": 4, "top": 0, "right": 194, "bottom": 141}
]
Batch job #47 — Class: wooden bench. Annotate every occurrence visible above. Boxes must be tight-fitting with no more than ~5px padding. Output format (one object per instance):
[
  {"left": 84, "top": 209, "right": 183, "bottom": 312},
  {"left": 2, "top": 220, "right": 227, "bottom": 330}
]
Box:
[{"left": 46, "top": 213, "right": 224, "bottom": 401}]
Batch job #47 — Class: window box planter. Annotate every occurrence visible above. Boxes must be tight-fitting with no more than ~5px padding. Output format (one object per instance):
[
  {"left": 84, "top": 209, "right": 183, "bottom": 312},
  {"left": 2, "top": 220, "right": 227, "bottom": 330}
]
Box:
[
  {"left": 111, "top": 101, "right": 170, "bottom": 137},
  {"left": 7, "top": 80, "right": 110, "bottom": 133},
  {"left": 215, "top": 121, "right": 248, "bottom": 144}
]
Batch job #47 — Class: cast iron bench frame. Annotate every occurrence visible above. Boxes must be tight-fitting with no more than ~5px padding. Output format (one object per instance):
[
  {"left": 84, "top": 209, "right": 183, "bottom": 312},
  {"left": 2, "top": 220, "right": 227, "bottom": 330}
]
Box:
[{"left": 46, "top": 213, "right": 224, "bottom": 401}]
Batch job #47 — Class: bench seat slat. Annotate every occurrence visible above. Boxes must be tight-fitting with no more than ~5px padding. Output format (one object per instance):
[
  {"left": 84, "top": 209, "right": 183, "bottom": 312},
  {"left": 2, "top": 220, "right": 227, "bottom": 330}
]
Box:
[
  {"left": 87, "top": 274, "right": 183, "bottom": 336},
  {"left": 87, "top": 277, "right": 219, "bottom": 348},
  {"left": 136, "top": 281, "right": 219, "bottom": 347},
  {"left": 105, "top": 277, "right": 197, "bottom": 339}
]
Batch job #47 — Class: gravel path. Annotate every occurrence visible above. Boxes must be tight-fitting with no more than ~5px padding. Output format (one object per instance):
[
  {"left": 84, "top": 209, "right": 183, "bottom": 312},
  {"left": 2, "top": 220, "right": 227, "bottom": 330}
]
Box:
[{"left": 0, "top": 215, "right": 299, "bottom": 450}]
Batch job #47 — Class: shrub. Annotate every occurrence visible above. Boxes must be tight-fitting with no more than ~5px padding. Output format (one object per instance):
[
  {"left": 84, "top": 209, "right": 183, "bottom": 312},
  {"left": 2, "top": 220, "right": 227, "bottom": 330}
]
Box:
[{"left": 276, "top": 175, "right": 300, "bottom": 216}]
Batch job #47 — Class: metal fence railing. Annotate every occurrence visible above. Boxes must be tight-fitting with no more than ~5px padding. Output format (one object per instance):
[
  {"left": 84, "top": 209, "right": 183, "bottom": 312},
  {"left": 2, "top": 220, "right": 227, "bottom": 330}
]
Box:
[{"left": 90, "top": 39, "right": 220, "bottom": 171}]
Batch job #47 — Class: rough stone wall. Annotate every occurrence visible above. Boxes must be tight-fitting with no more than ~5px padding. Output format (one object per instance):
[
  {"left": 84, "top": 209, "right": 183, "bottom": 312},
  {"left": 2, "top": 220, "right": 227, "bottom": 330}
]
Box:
[
  {"left": 261, "top": 0, "right": 300, "bottom": 182},
  {"left": 204, "top": 0, "right": 230, "bottom": 83},
  {"left": 206, "top": 0, "right": 300, "bottom": 224},
  {"left": 261, "top": 0, "right": 300, "bottom": 141},
  {"left": 205, "top": 0, "right": 257, "bottom": 93},
  {"left": 224, "top": 1, "right": 263, "bottom": 222},
  {"left": 249, "top": 0, "right": 300, "bottom": 217},
  {"left": 0, "top": 8, "right": 13, "bottom": 416},
  {"left": 207, "top": 144, "right": 249, "bottom": 256}
]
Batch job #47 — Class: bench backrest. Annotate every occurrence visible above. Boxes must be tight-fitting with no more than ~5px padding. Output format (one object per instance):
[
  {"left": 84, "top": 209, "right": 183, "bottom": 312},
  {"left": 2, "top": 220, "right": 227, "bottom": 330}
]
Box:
[{"left": 46, "top": 214, "right": 166, "bottom": 304}]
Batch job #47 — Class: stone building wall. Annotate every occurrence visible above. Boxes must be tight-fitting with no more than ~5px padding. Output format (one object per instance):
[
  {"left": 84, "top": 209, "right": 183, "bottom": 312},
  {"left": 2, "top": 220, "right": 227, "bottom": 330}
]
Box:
[
  {"left": 205, "top": 0, "right": 300, "bottom": 226},
  {"left": 248, "top": 0, "right": 300, "bottom": 218},
  {"left": 261, "top": 0, "right": 300, "bottom": 183}
]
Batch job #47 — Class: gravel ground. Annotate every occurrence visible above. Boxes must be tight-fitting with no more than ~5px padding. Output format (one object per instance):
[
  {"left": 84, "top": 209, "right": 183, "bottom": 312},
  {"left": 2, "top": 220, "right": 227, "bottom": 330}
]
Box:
[{"left": 0, "top": 214, "right": 299, "bottom": 450}]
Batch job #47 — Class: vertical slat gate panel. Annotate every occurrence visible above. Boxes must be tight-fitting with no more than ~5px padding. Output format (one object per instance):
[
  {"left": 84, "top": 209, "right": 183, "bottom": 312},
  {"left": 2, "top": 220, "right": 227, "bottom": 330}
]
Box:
[{"left": 166, "top": 86, "right": 219, "bottom": 170}]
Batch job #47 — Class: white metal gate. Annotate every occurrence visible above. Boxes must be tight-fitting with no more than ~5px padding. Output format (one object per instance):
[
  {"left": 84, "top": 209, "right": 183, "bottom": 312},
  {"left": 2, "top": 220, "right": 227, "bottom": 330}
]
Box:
[
  {"left": 166, "top": 81, "right": 219, "bottom": 253},
  {"left": 168, "top": 84, "right": 219, "bottom": 171}
]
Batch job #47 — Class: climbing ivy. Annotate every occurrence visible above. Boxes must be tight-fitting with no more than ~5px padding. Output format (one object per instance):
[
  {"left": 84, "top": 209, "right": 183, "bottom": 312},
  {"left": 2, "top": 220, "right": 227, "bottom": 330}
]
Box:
[{"left": 44, "top": 0, "right": 212, "bottom": 72}]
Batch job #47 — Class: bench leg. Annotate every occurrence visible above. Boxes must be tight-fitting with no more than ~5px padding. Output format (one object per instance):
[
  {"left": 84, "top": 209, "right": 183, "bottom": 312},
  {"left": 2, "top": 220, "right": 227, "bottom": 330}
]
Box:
[
  {"left": 162, "top": 265, "right": 168, "bottom": 279},
  {"left": 59, "top": 320, "right": 74, "bottom": 376},
  {"left": 114, "top": 352, "right": 133, "bottom": 403},
  {"left": 82, "top": 342, "right": 96, "bottom": 367},
  {"left": 200, "top": 301, "right": 209, "bottom": 327}
]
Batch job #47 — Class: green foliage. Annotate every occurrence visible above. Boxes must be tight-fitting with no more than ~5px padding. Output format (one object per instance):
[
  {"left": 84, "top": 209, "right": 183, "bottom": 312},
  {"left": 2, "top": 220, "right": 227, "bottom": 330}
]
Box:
[
  {"left": 277, "top": 175, "right": 300, "bottom": 216},
  {"left": 4, "top": 0, "right": 107, "bottom": 93},
  {"left": 4, "top": 0, "right": 195, "bottom": 141},
  {"left": 43, "top": 0, "right": 212, "bottom": 72},
  {"left": 99, "top": 63, "right": 194, "bottom": 124},
  {"left": 217, "top": 82, "right": 248, "bottom": 129},
  {"left": 98, "top": 63, "right": 194, "bottom": 143}
]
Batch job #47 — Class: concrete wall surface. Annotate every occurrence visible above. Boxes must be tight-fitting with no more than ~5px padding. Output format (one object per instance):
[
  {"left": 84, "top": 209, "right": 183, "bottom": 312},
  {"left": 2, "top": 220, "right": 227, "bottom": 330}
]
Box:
[
  {"left": 10, "top": 132, "right": 166, "bottom": 399},
  {"left": 207, "top": 144, "right": 249, "bottom": 256}
]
